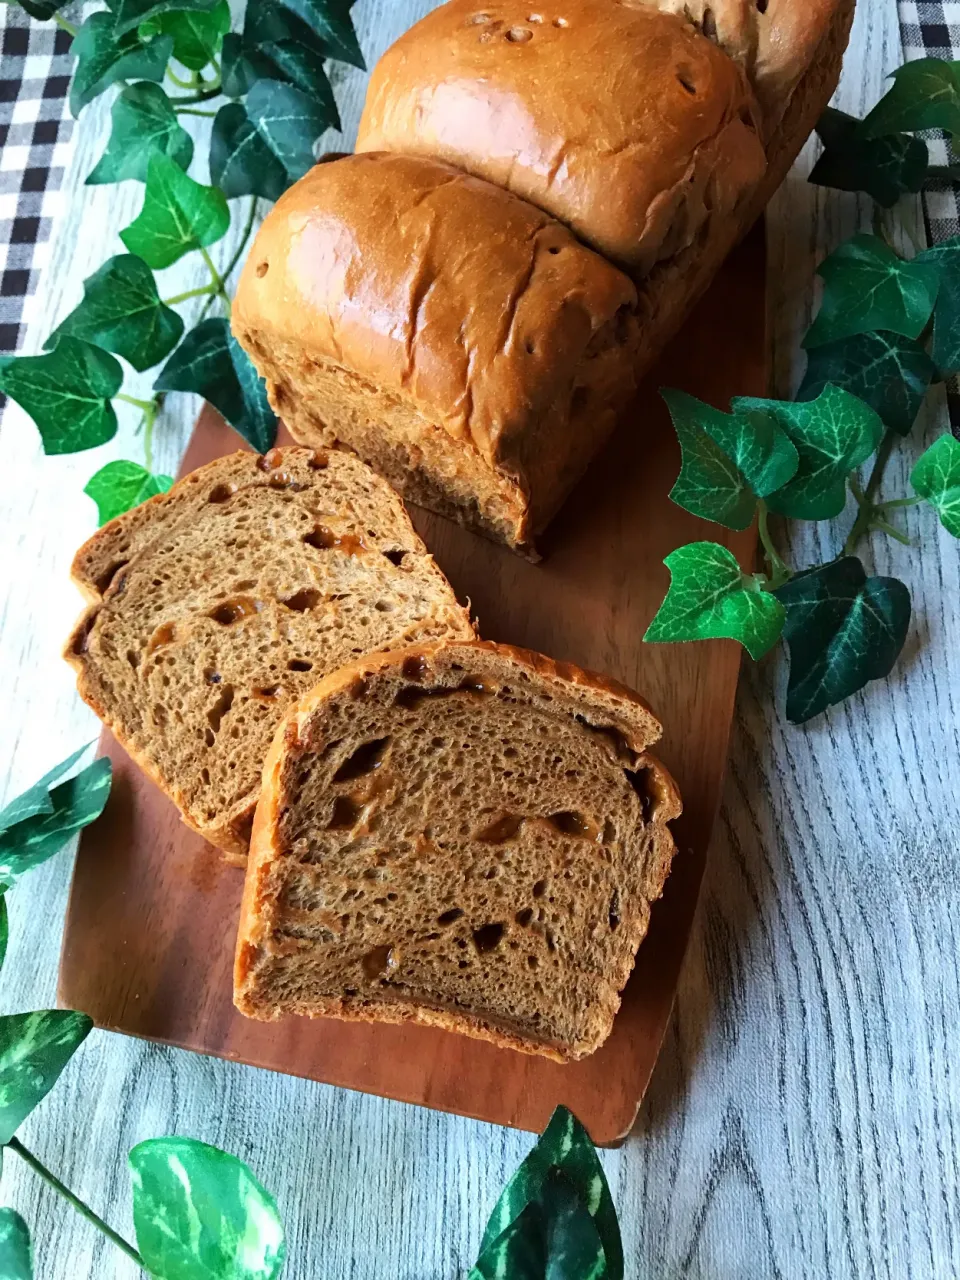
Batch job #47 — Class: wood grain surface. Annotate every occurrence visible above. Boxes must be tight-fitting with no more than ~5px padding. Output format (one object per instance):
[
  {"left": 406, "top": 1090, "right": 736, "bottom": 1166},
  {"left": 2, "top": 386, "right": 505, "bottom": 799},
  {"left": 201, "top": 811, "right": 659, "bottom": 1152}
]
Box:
[
  {"left": 58, "top": 223, "right": 764, "bottom": 1145},
  {"left": 3, "top": 1, "right": 959, "bottom": 1277}
]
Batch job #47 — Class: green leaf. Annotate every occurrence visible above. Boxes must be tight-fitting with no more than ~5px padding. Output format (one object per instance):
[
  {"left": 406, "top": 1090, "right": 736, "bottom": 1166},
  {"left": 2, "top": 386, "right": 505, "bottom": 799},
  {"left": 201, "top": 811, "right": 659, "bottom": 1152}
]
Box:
[
  {"left": 87, "top": 82, "right": 194, "bottom": 186},
  {"left": 663, "top": 388, "right": 798, "bottom": 530},
  {"left": 645, "top": 542, "right": 785, "bottom": 660},
  {"left": 0, "top": 1208, "right": 32, "bottom": 1280},
  {"left": 798, "top": 331, "right": 937, "bottom": 436},
  {"left": 774, "top": 558, "right": 911, "bottom": 722},
  {"left": 107, "top": 0, "right": 222, "bottom": 38},
  {"left": 471, "top": 1205, "right": 546, "bottom": 1280},
  {"left": 861, "top": 59, "right": 960, "bottom": 140},
  {"left": 478, "top": 1107, "right": 622, "bottom": 1280},
  {"left": 129, "top": 1137, "right": 285, "bottom": 1280},
  {"left": 85, "top": 461, "right": 174, "bottom": 526},
  {"left": 734, "top": 385, "right": 885, "bottom": 521},
  {"left": 245, "top": 79, "right": 338, "bottom": 182},
  {"left": 0, "top": 1011, "right": 93, "bottom": 1144},
  {"left": 472, "top": 1177, "right": 607, "bottom": 1280},
  {"left": 140, "top": 1, "right": 231, "bottom": 72},
  {"left": 154, "top": 319, "right": 278, "bottom": 452},
  {"left": 0, "top": 338, "right": 122, "bottom": 455},
  {"left": 0, "top": 745, "right": 91, "bottom": 831},
  {"left": 70, "top": 11, "right": 173, "bottom": 116},
  {"left": 916, "top": 237, "right": 960, "bottom": 376},
  {"left": 0, "top": 759, "right": 112, "bottom": 890},
  {"left": 120, "top": 153, "right": 230, "bottom": 270},
  {"left": 803, "top": 234, "right": 940, "bottom": 349},
  {"left": 210, "top": 104, "right": 289, "bottom": 201},
  {"left": 18, "top": 0, "right": 67, "bottom": 18},
  {"left": 911, "top": 433, "right": 960, "bottom": 537},
  {"left": 46, "top": 255, "right": 183, "bottom": 373},
  {"left": 274, "top": 0, "right": 365, "bottom": 68},
  {"left": 257, "top": 39, "right": 340, "bottom": 128},
  {"left": 809, "top": 107, "right": 928, "bottom": 209},
  {"left": 0, "top": 897, "right": 8, "bottom": 975},
  {"left": 221, "top": 33, "right": 258, "bottom": 97}
]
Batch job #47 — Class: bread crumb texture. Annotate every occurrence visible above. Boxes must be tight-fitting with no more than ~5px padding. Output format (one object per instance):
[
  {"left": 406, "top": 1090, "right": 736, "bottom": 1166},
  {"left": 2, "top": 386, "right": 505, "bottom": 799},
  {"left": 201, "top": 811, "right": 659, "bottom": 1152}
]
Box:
[
  {"left": 235, "top": 640, "right": 682, "bottom": 1061},
  {"left": 64, "top": 448, "right": 475, "bottom": 858}
]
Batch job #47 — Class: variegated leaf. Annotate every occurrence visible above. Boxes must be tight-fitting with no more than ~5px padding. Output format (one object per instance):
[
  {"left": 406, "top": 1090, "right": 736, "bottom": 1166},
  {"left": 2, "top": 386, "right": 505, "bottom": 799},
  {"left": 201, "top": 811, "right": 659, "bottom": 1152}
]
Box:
[{"left": 0, "top": 1011, "right": 93, "bottom": 1144}]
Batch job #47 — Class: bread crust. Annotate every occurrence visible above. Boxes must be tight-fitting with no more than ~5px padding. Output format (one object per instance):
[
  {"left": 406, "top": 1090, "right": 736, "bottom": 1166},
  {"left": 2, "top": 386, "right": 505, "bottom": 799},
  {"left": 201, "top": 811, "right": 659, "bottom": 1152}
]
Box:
[
  {"left": 235, "top": 640, "right": 681, "bottom": 1060},
  {"left": 356, "top": 0, "right": 768, "bottom": 272}
]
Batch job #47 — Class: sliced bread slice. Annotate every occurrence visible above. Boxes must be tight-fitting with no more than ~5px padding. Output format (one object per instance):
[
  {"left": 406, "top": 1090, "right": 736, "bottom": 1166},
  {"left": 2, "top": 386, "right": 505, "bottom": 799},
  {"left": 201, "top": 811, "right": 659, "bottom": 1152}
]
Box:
[
  {"left": 234, "top": 640, "right": 681, "bottom": 1061},
  {"left": 65, "top": 447, "right": 475, "bottom": 860}
]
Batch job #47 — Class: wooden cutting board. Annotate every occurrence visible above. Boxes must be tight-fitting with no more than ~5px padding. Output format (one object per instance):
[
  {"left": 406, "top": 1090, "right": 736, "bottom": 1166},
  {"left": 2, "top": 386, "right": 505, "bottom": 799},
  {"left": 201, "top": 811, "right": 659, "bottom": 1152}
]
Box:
[{"left": 58, "top": 229, "right": 765, "bottom": 1146}]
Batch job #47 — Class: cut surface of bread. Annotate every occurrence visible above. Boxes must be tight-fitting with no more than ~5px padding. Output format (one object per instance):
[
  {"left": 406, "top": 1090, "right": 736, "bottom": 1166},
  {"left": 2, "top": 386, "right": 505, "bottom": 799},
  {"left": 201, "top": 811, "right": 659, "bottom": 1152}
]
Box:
[
  {"left": 65, "top": 447, "right": 475, "bottom": 859},
  {"left": 234, "top": 641, "right": 682, "bottom": 1061},
  {"left": 231, "top": 151, "right": 639, "bottom": 554}
]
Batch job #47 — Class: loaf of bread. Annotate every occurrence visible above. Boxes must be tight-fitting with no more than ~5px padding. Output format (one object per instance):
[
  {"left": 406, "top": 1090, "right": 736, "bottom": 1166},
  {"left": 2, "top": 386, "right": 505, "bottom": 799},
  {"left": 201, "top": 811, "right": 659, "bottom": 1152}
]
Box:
[
  {"left": 232, "top": 152, "right": 639, "bottom": 552},
  {"left": 233, "top": 0, "right": 855, "bottom": 554},
  {"left": 64, "top": 447, "right": 474, "bottom": 859},
  {"left": 234, "top": 640, "right": 681, "bottom": 1061},
  {"left": 356, "top": 0, "right": 768, "bottom": 273}
]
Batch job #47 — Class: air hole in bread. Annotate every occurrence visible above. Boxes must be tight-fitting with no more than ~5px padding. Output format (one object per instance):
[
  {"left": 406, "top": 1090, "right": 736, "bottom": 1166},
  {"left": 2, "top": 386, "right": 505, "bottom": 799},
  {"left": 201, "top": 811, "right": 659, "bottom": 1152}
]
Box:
[
  {"left": 256, "top": 261, "right": 269, "bottom": 277},
  {"left": 333, "top": 736, "right": 390, "bottom": 783},
  {"left": 362, "top": 945, "right": 394, "bottom": 979},
  {"left": 303, "top": 526, "right": 335, "bottom": 550},
  {"left": 209, "top": 596, "right": 263, "bottom": 624},
  {"left": 476, "top": 814, "right": 524, "bottom": 843},
  {"left": 625, "top": 765, "right": 662, "bottom": 823},
  {"left": 701, "top": 6, "right": 717, "bottom": 38},
  {"left": 208, "top": 484, "right": 236, "bottom": 503},
  {"left": 473, "top": 922, "right": 505, "bottom": 953},
  {"left": 255, "top": 685, "right": 280, "bottom": 698},
  {"left": 438, "top": 907, "right": 464, "bottom": 926},
  {"left": 384, "top": 549, "right": 408, "bottom": 568},
  {"left": 207, "top": 684, "right": 234, "bottom": 735},
  {"left": 328, "top": 795, "right": 363, "bottom": 829},
  {"left": 95, "top": 560, "right": 128, "bottom": 593},
  {"left": 756, "top": 0, "right": 768, "bottom": 11},
  {"left": 282, "top": 588, "right": 321, "bottom": 612},
  {"left": 375, "top": 600, "right": 393, "bottom": 613},
  {"left": 548, "top": 245, "right": 561, "bottom": 255},
  {"left": 677, "top": 71, "right": 697, "bottom": 94},
  {"left": 548, "top": 811, "right": 597, "bottom": 839},
  {"left": 533, "top": 878, "right": 548, "bottom": 898},
  {"left": 288, "top": 659, "right": 313, "bottom": 673},
  {"left": 516, "top": 907, "right": 534, "bottom": 927},
  {"left": 525, "top": 338, "right": 536, "bottom": 354},
  {"left": 126, "top": 648, "right": 139, "bottom": 669},
  {"left": 527, "top": 954, "right": 539, "bottom": 969},
  {"left": 609, "top": 890, "right": 621, "bottom": 931},
  {"left": 505, "top": 25, "right": 533, "bottom": 41}
]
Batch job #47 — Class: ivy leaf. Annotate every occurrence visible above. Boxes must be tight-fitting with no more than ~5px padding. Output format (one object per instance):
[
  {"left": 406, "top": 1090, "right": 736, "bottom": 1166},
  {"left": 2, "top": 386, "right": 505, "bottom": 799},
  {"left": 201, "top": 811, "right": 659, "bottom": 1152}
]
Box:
[
  {"left": 734, "top": 385, "right": 885, "bottom": 521},
  {"left": 107, "top": 0, "right": 222, "bottom": 38},
  {"left": 274, "top": 0, "right": 365, "bottom": 68},
  {"left": 0, "top": 745, "right": 92, "bottom": 831},
  {"left": 256, "top": 39, "right": 341, "bottom": 129},
  {"left": 861, "top": 59, "right": 960, "bottom": 140},
  {"left": 0, "top": 758, "right": 112, "bottom": 889},
  {"left": 803, "top": 234, "right": 940, "bottom": 349},
  {"left": 84, "top": 461, "right": 173, "bottom": 526},
  {"left": 809, "top": 107, "right": 928, "bottom": 208},
  {"left": 0, "top": 896, "right": 8, "bottom": 974},
  {"left": 87, "top": 82, "right": 194, "bottom": 186},
  {"left": 210, "top": 104, "right": 289, "bottom": 201},
  {"left": 129, "top": 1137, "right": 285, "bottom": 1280},
  {"left": 0, "top": 338, "right": 122, "bottom": 455},
  {"left": 120, "top": 153, "right": 230, "bottom": 270},
  {"left": 911, "top": 433, "right": 960, "bottom": 537},
  {"left": 774, "top": 558, "right": 911, "bottom": 722},
  {"left": 915, "top": 237, "right": 960, "bottom": 376},
  {"left": 798, "top": 331, "right": 937, "bottom": 436},
  {"left": 0, "top": 1209, "right": 32, "bottom": 1280},
  {"left": 477, "top": 1106, "right": 622, "bottom": 1280},
  {"left": 663, "top": 388, "right": 798, "bottom": 530},
  {"left": 70, "top": 11, "right": 173, "bottom": 116},
  {"left": 0, "top": 1011, "right": 93, "bottom": 1144},
  {"left": 645, "top": 542, "right": 785, "bottom": 660},
  {"left": 245, "top": 79, "right": 338, "bottom": 182},
  {"left": 18, "top": 0, "right": 67, "bottom": 17},
  {"left": 155, "top": 318, "right": 278, "bottom": 452},
  {"left": 140, "top": 1, "right": 231, "bottom": 72},
  {"left": 46, "top": 255, "right": 183, "bottom": 373}
]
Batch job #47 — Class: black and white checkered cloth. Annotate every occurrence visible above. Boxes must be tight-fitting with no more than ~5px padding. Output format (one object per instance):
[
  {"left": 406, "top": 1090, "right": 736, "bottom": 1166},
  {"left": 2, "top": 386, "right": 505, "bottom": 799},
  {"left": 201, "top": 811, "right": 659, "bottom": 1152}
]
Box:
[{"left": 0, "top": 3, "right": 956, "bottom": 416}]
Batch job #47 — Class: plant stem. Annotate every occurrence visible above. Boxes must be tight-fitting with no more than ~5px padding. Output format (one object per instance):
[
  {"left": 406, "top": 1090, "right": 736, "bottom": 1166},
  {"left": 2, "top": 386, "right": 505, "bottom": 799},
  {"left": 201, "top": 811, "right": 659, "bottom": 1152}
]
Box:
[
  {"left": 757, "top": 501, "right": 792, "bottom": 590},
  {"left": 53, "top": 12, "right": 78, "bottom": 37},
  {"left": 223, "top": 196, "right": 259, "bottom": 285},
  {"left": 879, "top": 495, "right": 923, "bottom": 510},
  {"left": 167, "top": 87, "right": 222, "bottom": 106},
  {"left": 6, "top": 1139, "right": 146, "bottom": 1270},
  {"left": 872, "top": 517, "right": 913, "bottom": 546},
  {"left": 116, "top": 393, "right": 157, "bottom": 414},
  {"left": 163, "top": 283, "right": 217, "bottom": 306},
  {"left": 174, "top": 106, "right": 218, "bottom": 117},
  {"left": 843, "top": 429, "right": 897, "bottom": 556},
  {"left": 199, "top": 244, "right": 230, "bottom": 316},
  {"left": 116, "top": 395, "right": 161, "bottom": 471}
]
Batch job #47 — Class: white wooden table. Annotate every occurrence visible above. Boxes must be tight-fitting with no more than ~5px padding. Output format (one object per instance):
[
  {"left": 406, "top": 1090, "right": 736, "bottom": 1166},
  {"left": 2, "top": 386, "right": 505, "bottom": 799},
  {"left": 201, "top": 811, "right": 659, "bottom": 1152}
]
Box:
[{"left": 2, "top": 2, "right": 958, "bottom": 1276}]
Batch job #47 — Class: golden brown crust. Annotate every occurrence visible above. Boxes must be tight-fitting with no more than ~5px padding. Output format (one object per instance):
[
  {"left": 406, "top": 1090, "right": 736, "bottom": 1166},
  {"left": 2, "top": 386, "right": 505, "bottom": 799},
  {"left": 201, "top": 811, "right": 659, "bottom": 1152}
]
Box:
[
  {"left": 356, "top": 0, "right": 767, "bottom": 272},
  {"left": 234, "top": 638, "right": 681, "bottom": 1058}
]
